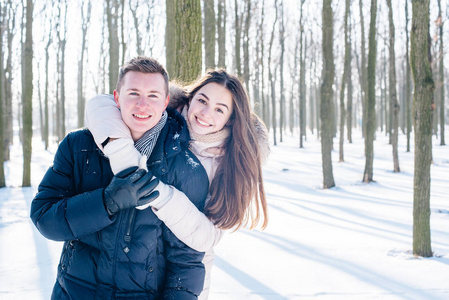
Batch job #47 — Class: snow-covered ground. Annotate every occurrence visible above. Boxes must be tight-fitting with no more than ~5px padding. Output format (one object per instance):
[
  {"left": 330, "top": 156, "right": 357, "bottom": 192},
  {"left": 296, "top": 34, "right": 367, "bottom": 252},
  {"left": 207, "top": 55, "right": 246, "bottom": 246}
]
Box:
[{"left": 1, "top": 130, "right": 448, "bottom": 299}]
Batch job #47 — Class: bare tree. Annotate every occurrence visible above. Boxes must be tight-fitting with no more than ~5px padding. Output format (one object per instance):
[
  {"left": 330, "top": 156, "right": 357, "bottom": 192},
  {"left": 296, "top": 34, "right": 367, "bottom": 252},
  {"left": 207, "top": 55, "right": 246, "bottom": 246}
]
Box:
[
  {"left": 204, "top": 0, "right": 216, "bottom": 69},
  {"left": 0, "top": 1, "right": 5, "bottom": 187},
  {"left": 78, "top": 0, "right": 91, "bottom": 128},
  {"left": 217, "top": 0, "right": 226, "bottom": 68},
  {"left": 166, "top": 0, "right": 176, "bottom": 76},
  {"left": 411, "top": 0, "right": 434, "bottom": 258},
  {"left": 3, "top": 0, "right": 16, "bottom": 160},
  {"left": 173, "top": 0, "right": 202, "bottom": 83},
  {"left": 362, "top": 0, "right": 377, "bottom": 183},
  {"left": 405, "top": 0, "right": 412, "bottom": 152},
  {"left": 437, "top": 0, "right": 445, "bottom": 145},
  {"left": 359, "top": 0, "right": 368, "bottom": 138},
  {"left": 268, "top": 0, "right": 278, "bottom": 145},
  {"left": 299, "top": 0, "right": 306, "bottom": 147},
  {"left": 22, "top": 0, "right": 33, "bottom": 187},
  {"left": 279, "top": 0, "right": 285, "bottom": 143},
  {"left": 339, "top": 0, "right": 351, "bottom": 162},
  {"left": 386, "top": 0, "right": 400, "bottom": 172},
  {"left": 242, "top": 0, "right": 251, "bottom": 90},
  {"left": 320, "top": 0, "right": 335, "bottom": 189},
  {"left": 234, "top": 0, "right": 242, "bottom": 77},
  {"left": 106, "top": 0, "right": 120, "bottom": 93}
]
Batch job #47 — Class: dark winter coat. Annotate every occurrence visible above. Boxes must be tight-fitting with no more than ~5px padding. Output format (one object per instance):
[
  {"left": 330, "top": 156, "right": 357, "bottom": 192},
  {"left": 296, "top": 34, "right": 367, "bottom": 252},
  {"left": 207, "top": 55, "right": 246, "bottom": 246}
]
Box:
[{"left": 30, "top": 108, "right": 209, "bottom": 299}]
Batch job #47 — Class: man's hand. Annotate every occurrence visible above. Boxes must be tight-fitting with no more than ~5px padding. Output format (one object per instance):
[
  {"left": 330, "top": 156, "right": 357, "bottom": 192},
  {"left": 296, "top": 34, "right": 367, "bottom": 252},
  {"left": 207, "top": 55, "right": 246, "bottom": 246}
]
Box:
[{"left": 104, "top": 166, "right": 159, "bottom": 216}]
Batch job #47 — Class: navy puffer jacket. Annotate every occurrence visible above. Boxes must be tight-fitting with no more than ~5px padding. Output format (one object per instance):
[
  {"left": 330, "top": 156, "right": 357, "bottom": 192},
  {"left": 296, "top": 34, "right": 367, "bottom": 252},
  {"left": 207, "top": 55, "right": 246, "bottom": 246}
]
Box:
[{"left": 31, "top": 109, "right": 209, "bottom": 299}]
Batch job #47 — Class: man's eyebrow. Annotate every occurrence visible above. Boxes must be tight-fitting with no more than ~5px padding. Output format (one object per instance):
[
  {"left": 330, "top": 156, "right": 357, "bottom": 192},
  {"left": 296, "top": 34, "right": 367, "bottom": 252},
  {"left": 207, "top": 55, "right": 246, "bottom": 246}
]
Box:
[{"left": 126, "top": 88, "right": 163, "bottom": 95}]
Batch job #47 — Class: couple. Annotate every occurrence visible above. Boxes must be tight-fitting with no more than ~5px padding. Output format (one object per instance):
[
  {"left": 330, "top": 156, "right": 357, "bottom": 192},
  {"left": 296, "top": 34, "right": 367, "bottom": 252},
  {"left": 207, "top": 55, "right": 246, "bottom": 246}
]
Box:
[{"left": 31, "top": 56, "right": 269, "bottom": 299}]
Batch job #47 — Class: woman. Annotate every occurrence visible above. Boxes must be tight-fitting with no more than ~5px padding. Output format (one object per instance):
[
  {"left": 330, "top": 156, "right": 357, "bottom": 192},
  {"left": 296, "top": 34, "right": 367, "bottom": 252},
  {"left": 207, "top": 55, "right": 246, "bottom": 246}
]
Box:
[{"left": 86, "top": 69, "right": 269, "bottom": 299}]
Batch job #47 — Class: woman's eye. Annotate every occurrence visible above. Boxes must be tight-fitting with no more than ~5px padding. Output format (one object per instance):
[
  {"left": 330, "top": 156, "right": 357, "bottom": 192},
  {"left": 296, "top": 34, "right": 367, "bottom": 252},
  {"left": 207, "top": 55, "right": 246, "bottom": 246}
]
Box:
[
  {"left": 130, "top": 92, "right": 138, "bottom": 96},
  {"left": 216, "top": 108, "right": 224, "bottom": 114},
  {"left": 198, "top": 98, "right": 206, "bottom": 104}
]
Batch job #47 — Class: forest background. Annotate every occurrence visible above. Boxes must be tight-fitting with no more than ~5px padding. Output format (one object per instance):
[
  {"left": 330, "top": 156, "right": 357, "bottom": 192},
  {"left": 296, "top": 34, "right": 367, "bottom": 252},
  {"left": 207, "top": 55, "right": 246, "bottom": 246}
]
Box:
[{"left": 0, "top": 0, "right": 447, "bottom": 257}]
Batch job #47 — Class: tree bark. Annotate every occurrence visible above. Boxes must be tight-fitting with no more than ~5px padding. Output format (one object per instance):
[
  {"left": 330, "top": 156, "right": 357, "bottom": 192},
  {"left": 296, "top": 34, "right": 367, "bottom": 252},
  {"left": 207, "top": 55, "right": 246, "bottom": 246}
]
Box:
[
  {"left": 106, "top": 0, "right": 120, "bottom": 93},
  {"left": 279, "top": 0, "right": 285, "bottom": 143},
  {"left": 78, "top": 0, "right": 91, "bottom": 128},
  {"left": 386, "top": 0, "right": 400, "bottom": 172},
  {"left": 217, "top": 0, "right": 226, "bottom": 68},
  {"left": 437, "top": 0, "right": 445, "bottom": 145},
  {"left": 410, "top": 0, "right": 433, "bottom": 258},
  {"left": 173, "top": 0, "right": 202, "bottom": 83},
  {"left": 405, "top": 0, "right": 412, "bottom": 152},
  {"left": 362, "top": 0, "right": 377, "bottom": 183},
  {"left": 204, "top": 0, "right": 216, "bottom": 69},
  {"left": 320, "top": 0, "right": 335, "bottom": 189},
  {"left": 359, "top": 0, "right": 368, "bottom": 138},
  {"left": 165, "top": 0, "right": 176, "bottom": 76},
  {"left": 339, "top": 0, "right": 351, "bottom": 162},
  {"left": 22, "top": 0, "right": 33, "bottom": 187},
  {"left": 234, "top": 0, "right": 242, "bottom": 77},
  {"left": 0, "top": 1, "right": 5, "bottom": 187},
  {"left": 268, "top": 0, "right": 278, "bottom": 145},
  {"left": 299, "top": 0, "right": 305, "bottom": 148}
]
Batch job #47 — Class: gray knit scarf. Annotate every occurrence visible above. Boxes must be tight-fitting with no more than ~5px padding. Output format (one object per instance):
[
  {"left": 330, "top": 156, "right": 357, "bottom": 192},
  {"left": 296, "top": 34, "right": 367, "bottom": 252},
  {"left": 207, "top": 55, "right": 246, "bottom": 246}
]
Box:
[{"left": 134, "top": 111, "right": 168, "bottom": 158}]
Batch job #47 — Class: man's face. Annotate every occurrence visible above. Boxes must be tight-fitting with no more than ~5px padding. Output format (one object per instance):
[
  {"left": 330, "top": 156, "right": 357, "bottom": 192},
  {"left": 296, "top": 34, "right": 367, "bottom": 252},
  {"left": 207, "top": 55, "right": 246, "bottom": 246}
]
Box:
[{"left": 114, "top": 71, "right": 169, "bottom": 141}]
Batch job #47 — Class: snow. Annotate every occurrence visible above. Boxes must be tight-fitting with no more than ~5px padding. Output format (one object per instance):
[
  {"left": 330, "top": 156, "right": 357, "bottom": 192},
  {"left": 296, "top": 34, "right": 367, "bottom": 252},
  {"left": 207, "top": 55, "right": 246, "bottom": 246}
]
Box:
[{"left": 1, "top": 130, "right": 448, "bottom": 299}]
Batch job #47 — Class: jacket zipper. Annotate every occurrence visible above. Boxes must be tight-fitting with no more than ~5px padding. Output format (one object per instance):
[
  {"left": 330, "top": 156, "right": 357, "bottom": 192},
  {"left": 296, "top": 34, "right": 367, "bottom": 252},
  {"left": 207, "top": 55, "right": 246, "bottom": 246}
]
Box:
[{"left": 124, "top": 209, "right": 136, "bottom": 244}]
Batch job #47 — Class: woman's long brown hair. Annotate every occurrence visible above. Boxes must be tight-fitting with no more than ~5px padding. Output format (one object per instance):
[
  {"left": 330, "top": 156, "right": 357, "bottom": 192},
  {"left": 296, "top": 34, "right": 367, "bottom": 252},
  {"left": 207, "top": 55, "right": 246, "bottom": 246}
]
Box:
[{"left": 186, "top": 69, "right": 268, "bottom": 231}]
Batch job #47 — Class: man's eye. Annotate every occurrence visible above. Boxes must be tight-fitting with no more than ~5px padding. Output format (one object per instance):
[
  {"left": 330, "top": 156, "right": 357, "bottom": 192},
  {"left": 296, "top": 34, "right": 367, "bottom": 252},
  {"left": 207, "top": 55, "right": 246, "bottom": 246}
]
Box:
[{"left": 130, "top": 92, "right": 138, "bottom": 96}]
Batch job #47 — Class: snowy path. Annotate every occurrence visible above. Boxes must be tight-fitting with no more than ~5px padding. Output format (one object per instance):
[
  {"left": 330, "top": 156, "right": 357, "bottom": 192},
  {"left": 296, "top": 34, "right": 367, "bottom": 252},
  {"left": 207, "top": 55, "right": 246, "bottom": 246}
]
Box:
[{"left": 1, "top": 132, "right": 448, "bottom": 299}]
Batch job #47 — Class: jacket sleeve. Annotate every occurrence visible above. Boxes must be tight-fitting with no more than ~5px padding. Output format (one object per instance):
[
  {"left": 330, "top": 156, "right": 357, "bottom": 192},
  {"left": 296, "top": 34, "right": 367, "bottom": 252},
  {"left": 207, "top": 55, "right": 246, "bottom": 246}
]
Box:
[
  {"left": 161, "top": 155, "right": 209, "bottom": 299},
  {"left": 153, "top": 188, "right": 224, "bottom": 252},
  {"left": 85, "top": 93, "right": 132, "bottom": 150},
  {"left": 30, "top": 134, "right": 114, "bottom": 241}
]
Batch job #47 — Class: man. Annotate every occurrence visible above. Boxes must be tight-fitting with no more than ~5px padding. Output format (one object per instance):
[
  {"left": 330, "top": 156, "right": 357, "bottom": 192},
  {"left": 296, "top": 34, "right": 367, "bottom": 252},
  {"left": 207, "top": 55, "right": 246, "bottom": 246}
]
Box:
[{"left": 30, "top": 57, "right": 209, "bottom": 299}]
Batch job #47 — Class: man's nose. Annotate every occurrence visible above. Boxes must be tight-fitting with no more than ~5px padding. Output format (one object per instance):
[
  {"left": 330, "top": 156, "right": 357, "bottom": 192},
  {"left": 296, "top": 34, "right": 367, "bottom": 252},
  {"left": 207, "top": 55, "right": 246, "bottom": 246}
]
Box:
[{"left": 136, "top": 96, "right": 149, "bottom": 108}]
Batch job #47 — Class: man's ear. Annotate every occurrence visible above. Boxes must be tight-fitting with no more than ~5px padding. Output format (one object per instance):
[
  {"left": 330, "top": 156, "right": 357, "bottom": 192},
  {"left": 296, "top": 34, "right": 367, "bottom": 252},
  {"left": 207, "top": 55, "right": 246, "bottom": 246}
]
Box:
[
  {"left": 164, "top": 95, "right": 170, "bottom": 108},
  {"left": 113, "top": 90, "right": 120, "bottom": 107}
]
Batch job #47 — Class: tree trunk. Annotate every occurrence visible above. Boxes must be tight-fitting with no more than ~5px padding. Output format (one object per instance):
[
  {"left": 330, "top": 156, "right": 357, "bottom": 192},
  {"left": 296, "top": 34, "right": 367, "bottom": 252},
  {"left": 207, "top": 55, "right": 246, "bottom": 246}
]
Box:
[
  {"left": 362, "top": 0, "right": 377, "bottom": 183},
  {"left": 234, "top": 0, "right": 242, "bottom": 76},
  {"left": 299, "top": 0, "right": 305, "bottom": 148},
  {"left": 386, "top": 0, "right": 400, "bottom": 172},
  {"left": 410, "top": 0, "right": 433, "bottom": 258},
  {"left": 339, "top": 0, "right": 351, "bottom": 162},
  {"left": 268, "top": 0, "right": 278, "bottom": 145},
  {"left": 130, "top": 1, "right": 142, "bottom": 55},
  {"left": 204, "top": 0, "right": 216, "bottom": 69},
  {"left": 106, "top": 0, "right": 120, "bottom": 93},
  {"left": 320, "top": 0, "right": 335, "bottom": 189},
  {"left": 22, "top": 0, "right": 33, "bottom": 187},
  {"left": 0, "top": 1, "right": 5, "bottom": 187},
  {"left": 346, "top": 15, "right": 353, "bottom": 144},
  {"left": 405, "top": 0, "right": 412, "bottom": 152},
  {"left": 3, "top": 2, "right": 15, "bottom": 161},
  {"left": 165, "top": 0, "right": 176, "bottom": 76},
  {"left": 217, "top": 0, "right": 226, "bottom": 68},
  {"left": 437, "top": 0, "right": 445, "bottom": 145},
  {"left": 173, "top": 0, "right": 202, "bottom": 83},
  {"left": 242, "top": 0, "right": 251, "bottom": 91},
  {"left": 359, "top": 0, "right": 367, "bottom": 138},
  {"left": 78, "top": 0, "right": 91, "bottom": 128},
  {"left": 279, "top": 0, "right": 285, "bottom": 143}
]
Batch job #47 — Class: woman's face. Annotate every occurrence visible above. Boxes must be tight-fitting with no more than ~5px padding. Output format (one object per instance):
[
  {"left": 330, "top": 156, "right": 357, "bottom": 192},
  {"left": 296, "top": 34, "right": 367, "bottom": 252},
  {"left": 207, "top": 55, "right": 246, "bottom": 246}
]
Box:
[{"left": 187, "top": 82, "right": 234, "bottom": 135}]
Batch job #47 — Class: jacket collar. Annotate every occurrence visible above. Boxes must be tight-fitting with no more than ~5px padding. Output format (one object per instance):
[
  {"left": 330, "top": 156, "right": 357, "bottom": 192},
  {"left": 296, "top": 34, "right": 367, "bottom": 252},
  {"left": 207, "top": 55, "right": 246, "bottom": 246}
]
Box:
[{"left": 147, "top": 108, "right": 190, "bottom": 175}]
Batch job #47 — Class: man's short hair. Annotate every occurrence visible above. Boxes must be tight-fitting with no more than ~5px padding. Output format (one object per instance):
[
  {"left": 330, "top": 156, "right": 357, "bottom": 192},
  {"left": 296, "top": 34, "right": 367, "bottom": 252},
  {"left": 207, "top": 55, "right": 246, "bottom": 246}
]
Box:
[{"left": 116, "top": 56, "right": 169, "bottom": 96}]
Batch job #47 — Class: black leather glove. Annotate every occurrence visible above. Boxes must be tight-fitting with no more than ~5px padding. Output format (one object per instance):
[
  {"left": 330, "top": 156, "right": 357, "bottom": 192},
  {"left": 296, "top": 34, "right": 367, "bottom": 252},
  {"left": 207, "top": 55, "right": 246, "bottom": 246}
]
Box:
[{"left": 104, "top": 166, "right": 159, "bottom": 216}]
